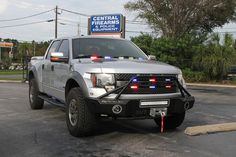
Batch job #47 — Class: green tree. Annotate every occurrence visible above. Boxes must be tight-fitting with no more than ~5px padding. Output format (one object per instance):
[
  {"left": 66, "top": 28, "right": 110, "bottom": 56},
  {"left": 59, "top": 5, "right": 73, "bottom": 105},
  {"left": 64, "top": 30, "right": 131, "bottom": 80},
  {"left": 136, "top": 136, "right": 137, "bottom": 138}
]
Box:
[
  {"left": 17, "top": 42, "right": 32, "bottom": 61},
  {"left": 125, "top": 0, "right": 236, "bottom": 38},
  {"left": 131, "top": 33, "right": 155, "bottom": 54},
  {"left": 131, "top": 33, "right": 207, "bottom": 68},
  {"left": 194, "top": 33, "right": 236, "bottom": 80}
]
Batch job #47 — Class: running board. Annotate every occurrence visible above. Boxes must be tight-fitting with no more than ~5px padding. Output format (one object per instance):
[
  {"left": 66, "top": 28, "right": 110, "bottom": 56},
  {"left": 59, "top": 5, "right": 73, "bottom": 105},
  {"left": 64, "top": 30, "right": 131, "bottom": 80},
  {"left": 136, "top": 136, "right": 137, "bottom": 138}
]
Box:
[{"left": 39, "top": 94, "right": 65, "bottom": 108}]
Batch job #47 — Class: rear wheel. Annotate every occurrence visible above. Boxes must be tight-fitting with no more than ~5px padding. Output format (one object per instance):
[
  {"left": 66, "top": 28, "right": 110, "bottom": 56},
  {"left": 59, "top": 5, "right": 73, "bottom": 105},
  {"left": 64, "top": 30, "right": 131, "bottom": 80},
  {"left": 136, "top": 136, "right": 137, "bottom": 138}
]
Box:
[
  {"left": 66, "top": 87, "right": 96, "bottom": 137},
  {"left": 154, "top": 112, "right": 185, "bottom": 130},
  {"left": 29, "top": 78, "right": 44, "bottom": 109}
]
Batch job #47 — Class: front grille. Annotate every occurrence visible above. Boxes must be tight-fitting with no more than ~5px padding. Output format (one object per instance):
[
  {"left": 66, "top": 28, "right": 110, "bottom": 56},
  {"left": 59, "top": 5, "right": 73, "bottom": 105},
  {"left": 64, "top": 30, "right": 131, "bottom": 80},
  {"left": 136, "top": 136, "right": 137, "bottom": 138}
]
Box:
[{"left": 114, "top": 74, "right": 178, "bottom": 94}]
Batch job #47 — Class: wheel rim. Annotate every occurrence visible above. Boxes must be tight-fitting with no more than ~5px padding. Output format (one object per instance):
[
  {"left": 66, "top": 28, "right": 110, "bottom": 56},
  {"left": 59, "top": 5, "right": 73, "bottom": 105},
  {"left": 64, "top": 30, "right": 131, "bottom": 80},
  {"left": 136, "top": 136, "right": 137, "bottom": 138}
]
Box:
[
  {"left": 69, "top": 99, "right": 78, "bottom": 126},
  {"left": 29, "top": 84, "right": 34, "bottom": 103}
]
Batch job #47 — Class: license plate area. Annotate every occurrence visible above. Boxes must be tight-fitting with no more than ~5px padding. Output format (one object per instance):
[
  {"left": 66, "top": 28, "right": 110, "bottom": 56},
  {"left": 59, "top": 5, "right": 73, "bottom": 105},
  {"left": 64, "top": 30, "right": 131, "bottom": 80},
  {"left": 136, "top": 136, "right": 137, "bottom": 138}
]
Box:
[{"left": 139, "top": 99, "right": 170, "bottom": 108}]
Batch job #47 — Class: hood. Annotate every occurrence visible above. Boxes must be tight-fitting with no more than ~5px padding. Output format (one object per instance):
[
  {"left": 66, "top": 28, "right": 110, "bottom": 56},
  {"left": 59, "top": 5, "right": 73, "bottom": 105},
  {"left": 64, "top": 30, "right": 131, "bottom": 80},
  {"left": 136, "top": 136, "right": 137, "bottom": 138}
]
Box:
[{"left": 74, "top": 59, "right": 181, "bottom": 75}]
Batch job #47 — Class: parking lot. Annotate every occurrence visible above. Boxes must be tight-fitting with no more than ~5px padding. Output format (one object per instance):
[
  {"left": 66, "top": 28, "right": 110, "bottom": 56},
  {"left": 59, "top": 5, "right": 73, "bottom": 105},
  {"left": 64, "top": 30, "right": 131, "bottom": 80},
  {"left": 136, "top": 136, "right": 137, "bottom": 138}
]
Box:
[{"left": 0, "top": 83, "right": 236, "bottom": 157}]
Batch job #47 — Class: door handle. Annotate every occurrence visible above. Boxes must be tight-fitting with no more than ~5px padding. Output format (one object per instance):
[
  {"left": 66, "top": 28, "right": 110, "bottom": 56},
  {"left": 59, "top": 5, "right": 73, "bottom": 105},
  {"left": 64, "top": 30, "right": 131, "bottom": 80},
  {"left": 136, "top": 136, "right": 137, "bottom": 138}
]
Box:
[
  {"left": 42, "top": 64, "right": 44, "bottom": 70},
  {"left": 51, "top": 65, "right": 54, "bottom": 71}
]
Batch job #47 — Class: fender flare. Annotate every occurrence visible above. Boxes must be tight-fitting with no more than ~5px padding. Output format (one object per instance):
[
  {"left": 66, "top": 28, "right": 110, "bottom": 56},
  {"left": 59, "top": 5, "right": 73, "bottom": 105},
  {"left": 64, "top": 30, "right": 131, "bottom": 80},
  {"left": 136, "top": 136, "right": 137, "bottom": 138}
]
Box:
[
  {"left": 28, "top": 66, "right": 39, "bottom": 84},
  {"left": 66, "top": 71, "right": 89, "bottom": 97}
]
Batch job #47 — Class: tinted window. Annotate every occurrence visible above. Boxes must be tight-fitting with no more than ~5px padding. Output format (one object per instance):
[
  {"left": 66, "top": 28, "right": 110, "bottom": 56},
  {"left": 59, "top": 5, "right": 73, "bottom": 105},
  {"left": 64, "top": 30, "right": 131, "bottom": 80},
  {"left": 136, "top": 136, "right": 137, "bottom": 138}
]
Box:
[
  {"left": 58, "top": 40, "right": 69, "bottom": 57},
  {"left": 46, "top": 40, "right": 60, "bottom": 59},
  {"left": 72, "top": 38, "right": 147, "bottom": 59}
]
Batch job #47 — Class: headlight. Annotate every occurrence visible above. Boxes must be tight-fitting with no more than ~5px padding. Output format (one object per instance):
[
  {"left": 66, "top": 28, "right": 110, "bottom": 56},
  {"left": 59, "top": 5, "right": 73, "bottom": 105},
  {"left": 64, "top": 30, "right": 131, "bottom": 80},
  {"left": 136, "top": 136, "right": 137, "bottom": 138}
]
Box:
[
  {"left": 91, "top": 74, "right": 115, "bottom": 90},
  {"left": 178, "top": 73, "right": 186, "bottom": 89}
]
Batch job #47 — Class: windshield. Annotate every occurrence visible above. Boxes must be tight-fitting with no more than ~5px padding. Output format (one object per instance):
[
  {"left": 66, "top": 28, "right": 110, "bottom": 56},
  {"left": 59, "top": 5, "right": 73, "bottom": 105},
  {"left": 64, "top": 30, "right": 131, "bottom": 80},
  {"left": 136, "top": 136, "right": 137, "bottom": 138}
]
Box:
[{"left": 72, "top": 38, "right": 148, "bottom": 59}]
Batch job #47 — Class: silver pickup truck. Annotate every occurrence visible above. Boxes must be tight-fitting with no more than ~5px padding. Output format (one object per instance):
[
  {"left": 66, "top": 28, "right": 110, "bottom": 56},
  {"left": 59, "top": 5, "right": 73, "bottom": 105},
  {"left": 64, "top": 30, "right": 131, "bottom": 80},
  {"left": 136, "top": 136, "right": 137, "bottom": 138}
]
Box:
[{"left": 29, "top": 36, "right": 194, "bottom": 137}]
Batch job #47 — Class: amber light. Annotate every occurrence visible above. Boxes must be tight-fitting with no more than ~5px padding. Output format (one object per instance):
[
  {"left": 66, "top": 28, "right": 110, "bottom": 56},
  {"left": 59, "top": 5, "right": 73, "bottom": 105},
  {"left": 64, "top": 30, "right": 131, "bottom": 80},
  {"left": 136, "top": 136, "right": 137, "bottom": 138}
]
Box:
[
  {"left": 91, "top": 74, "right": 97, "bottom": 87},
  {"left": 51, "top": 57, "right": 60, "bottom": 61}
]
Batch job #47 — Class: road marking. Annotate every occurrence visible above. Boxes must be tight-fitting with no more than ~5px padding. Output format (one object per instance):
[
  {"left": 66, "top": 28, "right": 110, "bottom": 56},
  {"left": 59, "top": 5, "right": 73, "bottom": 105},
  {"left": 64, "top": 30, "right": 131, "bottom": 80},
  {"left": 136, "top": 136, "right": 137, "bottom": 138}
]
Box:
[
  {"left": 185, "top": 122, "right": 236, "bottom": 136},
  {"left": 0, "top": 97, "right": 21, "bottom": 100}
]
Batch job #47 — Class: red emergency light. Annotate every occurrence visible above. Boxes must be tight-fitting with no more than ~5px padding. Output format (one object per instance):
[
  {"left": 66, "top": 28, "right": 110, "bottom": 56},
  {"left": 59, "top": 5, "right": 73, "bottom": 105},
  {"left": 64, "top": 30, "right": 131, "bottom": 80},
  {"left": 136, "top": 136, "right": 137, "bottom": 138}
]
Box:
[
  {"left": 149, "top": 78, "right": 157, "bottom": 82},
  {"left": 131, "top": 85, "right": 139, "bottom": 89},
  {"left": 165, "top": 85, "right": 172, "bottom": 89}
]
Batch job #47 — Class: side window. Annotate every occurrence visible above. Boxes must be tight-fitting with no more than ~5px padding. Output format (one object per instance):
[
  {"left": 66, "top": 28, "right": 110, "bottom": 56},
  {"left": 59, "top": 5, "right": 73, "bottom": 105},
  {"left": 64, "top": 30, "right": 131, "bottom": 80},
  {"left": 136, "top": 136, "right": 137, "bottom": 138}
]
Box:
[
  {"left": 58, "top": 40, "right": 69, "bottom": 58},
  {"left": 46, "top": 40, "right": 60, "bottom": 59}
]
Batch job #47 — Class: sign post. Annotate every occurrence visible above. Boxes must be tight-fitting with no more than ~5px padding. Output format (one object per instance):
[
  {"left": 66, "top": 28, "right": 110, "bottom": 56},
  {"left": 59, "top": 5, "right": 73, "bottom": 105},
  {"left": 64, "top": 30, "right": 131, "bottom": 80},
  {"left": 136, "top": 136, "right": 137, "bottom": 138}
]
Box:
[
  {"left": 0, "top": 47, "right": 1, "bottom": 62},
  {"left": 88, "top": 14, "right": 126, "bottom": 38}
]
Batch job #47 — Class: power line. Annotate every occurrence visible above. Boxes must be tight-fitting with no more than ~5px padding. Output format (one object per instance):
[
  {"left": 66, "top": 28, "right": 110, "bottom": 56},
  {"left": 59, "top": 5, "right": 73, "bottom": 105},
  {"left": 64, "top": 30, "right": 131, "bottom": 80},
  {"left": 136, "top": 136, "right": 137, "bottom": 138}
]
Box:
[
  {"left": 59, "top": 8, "right": 90, "bottom": 17},
  {"left": 0, "top": 9, "right": 54, "bottom": 22},
  {"left": 58, "top": 7, "right": 149, "bottom": 26},
  {"left": 126, "top": 22, "right": 148, "bottom": 25},
  {"left": 126, "top": 30, "right": 153, "bottom": 34},
  {"left": 0, "top": 20, "right": 54, "bottom": 28},
  {"left": 58, "top": 18, "right": 79, "bottom": 24},
  {"left": 57, "top": 20, "right": 88, "bottom": 28},
  {"left": 126, "top": 20, "right": 147, "bottom": 25}
]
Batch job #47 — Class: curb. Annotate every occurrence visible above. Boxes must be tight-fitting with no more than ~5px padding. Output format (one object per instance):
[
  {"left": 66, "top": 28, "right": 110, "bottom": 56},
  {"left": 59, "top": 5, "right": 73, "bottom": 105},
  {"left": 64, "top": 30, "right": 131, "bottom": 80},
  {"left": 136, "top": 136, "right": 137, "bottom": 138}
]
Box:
[
  {"left": 0, "top": 80, "right": 27, "bottom": 83},
  {"left": 187, "top": 83, "right": 236, "bottom": 88},
  {"left": 185, "top": 122, "right": 236, "bottom": 136}
]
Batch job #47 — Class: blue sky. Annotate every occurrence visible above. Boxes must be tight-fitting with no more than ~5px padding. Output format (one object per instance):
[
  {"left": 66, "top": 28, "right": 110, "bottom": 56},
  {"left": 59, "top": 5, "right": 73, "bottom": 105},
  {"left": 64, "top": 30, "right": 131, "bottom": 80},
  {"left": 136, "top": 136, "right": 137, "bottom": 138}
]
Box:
[{"left": 0, "top": 0, "right": 235, "bottom": 41}]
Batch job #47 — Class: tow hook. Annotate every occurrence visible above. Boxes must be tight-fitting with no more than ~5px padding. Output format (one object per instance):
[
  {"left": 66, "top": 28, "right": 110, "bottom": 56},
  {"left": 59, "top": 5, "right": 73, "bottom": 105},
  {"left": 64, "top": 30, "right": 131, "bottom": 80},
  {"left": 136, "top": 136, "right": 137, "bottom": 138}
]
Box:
[
  {"left": 150, "top": 108, "right": 167, "bottom": 118},
  {"left": 150, "top": 108, "right": 167, "bottom": 133},
  {"left": 159, "top": 110, "right": 166, "bottom": 133}
]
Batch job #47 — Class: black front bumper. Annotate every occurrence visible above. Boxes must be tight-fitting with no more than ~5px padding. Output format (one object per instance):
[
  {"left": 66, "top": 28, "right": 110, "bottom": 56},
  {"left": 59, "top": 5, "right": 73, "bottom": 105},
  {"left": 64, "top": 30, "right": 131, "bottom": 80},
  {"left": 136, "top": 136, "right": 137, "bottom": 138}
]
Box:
[
  {"left": 86, "top": 76, "right": 194, "bottom": 118},
  {"left": 86, "top": 96, "right": 194, "bottom": 118}
]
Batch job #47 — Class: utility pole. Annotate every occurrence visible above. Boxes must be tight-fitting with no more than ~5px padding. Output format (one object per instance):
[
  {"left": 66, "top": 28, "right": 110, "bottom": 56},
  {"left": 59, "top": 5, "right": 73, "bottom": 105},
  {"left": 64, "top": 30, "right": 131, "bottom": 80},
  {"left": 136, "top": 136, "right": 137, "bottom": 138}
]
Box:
[
  {"left": 55, "top": 5, "right": 58, "bottom": 38},
  {"left": 77, "top": 23, "right": 80, "bottom": 36},
  {"left": 33, "top": 42, "right": 36, "bottom": 56}
]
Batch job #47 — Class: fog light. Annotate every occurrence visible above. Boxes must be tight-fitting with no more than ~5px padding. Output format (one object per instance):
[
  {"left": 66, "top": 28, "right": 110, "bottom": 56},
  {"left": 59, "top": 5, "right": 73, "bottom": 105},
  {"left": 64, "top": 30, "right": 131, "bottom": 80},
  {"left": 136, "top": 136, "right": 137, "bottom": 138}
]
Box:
[{"left": 105, "top": 85, "right": 115, "bottom": 91}]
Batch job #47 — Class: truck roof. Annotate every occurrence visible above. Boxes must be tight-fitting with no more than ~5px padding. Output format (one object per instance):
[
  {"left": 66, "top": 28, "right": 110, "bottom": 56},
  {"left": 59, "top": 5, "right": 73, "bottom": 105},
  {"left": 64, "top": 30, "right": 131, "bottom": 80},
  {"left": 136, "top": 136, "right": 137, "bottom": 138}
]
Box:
[{"left": 53, "top": 35, "right": 127, "bottom": 41}]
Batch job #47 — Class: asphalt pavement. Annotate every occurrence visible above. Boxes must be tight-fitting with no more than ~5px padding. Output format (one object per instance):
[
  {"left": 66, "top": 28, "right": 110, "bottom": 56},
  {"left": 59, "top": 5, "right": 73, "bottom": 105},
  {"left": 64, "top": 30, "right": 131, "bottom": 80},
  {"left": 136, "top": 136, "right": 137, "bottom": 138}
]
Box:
[{"left": 0, "top": 83, "right": 235, "bottom": 157}]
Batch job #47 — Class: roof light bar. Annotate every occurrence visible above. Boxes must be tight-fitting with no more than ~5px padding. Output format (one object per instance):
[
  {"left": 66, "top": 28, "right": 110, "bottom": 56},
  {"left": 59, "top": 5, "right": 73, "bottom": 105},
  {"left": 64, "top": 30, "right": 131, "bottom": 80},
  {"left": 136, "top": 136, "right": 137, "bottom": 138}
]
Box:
[
  {"left": 90, "top": 56, "right": 98, "bottom": 60},
  {"left": 104, "top": 56, "right": 111, "bottom": 59}
]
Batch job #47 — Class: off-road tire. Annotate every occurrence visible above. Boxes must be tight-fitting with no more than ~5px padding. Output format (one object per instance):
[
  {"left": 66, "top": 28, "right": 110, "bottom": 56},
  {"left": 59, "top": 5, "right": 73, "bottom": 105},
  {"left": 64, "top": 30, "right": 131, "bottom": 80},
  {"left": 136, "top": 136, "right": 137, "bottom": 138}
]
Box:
[
  {"left": 154, "top": 112, "right": 185, "bottom": 130},
  {"left": 29, "top": 78, "right": 44, "bottom": 109},
  {"left": 66, "top": 87, "right": 96, "bottom": 137}
]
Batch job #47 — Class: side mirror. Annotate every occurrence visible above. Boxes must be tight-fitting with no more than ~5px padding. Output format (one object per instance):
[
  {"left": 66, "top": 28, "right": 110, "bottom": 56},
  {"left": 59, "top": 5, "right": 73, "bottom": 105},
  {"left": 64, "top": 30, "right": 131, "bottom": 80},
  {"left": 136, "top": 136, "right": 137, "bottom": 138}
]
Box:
[
  {"left": 148, "top": 55, "right": 157, "bottom": 61},
  {"left": 50, "top": 52, "right": 68, "bottom": 63}
]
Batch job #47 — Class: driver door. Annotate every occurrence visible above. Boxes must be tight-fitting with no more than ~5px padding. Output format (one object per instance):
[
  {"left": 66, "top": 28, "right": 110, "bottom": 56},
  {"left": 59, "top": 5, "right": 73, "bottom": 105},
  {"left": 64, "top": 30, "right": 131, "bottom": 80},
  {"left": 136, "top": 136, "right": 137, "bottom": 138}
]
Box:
[{"left": 42, "top": 40, "right": 61, "bottom": 96}]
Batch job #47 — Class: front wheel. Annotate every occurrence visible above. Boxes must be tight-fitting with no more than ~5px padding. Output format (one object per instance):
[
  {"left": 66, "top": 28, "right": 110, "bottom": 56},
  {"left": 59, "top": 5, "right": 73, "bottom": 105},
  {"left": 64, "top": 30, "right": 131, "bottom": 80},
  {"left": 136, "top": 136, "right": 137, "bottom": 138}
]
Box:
[
  {"left": 154, "top": 112, "right": 185, "bottom": 130},
  {"left": 66, "top": 87, "right": 96, "bottom": 137},
  {"left": 29, "top": 78, "right": 44, "bottom": 109}
]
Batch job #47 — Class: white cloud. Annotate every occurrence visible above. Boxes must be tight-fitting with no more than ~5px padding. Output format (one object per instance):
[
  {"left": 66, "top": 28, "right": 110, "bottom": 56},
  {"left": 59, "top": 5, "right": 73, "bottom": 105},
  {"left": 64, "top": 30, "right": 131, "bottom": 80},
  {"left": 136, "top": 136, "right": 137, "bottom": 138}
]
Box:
[
  {"left": 0, "top": 0, "right": 8, "bottom": 14},
  {"left": 13, "top": 1, "right": 33, "bottom": 9}
]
